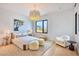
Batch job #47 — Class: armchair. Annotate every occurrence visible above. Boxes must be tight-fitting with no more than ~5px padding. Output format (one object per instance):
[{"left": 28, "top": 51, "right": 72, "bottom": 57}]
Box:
[{"left": 55, "top": 35, "right": 70, "bottom": 47}]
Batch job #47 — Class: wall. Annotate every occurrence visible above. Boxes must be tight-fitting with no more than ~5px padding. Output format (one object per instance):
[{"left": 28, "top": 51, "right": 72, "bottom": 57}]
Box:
[
  {"left": 33, "top": 9, "right": 74, "bottom": 40},
  {"left": 74, "top": 4, "right": 79, "bottom": 41},
  {"left": 0, "top": 8, "right": 32, "bottom": 33},
  {"left": 0, "top": 7, "right": 74, "bottom": 41}
]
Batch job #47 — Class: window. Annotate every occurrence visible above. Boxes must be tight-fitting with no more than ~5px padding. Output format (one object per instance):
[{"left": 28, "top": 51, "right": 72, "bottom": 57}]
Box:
[{"left": 35, "top": 20, "right": 48, "bottom": 33}]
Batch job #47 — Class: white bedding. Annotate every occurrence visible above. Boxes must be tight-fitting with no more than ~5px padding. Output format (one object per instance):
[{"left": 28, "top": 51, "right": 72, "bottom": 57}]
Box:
[
  {"left": 12, "top": 36, "right": 39, "bottom": 50},
  {"left": 14, "top": 36, "right": 38, "bottom": 43}
]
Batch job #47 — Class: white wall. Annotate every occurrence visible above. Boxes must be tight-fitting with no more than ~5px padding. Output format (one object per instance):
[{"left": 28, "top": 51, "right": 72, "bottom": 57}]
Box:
[
  {"left": 34, "top": 9, "right": 74, "bottom": 40},
  {"left": 0, "top": 7, "right": 74, "bottom": 41},
  {"left": 0, "top": 8, "right": 32, "bottom": 33},
  {"left": 48, "top": 9, "right": 74, "bottom": 37}
]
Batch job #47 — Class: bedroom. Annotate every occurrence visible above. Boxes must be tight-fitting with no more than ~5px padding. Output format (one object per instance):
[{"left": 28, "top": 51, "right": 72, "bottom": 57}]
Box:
[{"left": 0, "top": 3, "right": 79, "bottom": 56}]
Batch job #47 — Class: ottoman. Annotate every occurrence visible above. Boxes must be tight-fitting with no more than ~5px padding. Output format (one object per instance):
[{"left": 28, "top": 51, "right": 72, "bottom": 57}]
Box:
[
  {"left": 38, "top": 39, "right": 45, "bottom": 46},
  {"left": 29, "top": 40, "right": 39, "bottom": 50}
]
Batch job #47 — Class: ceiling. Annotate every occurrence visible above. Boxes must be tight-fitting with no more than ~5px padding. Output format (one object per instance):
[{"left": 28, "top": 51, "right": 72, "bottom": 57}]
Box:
[{"left": 0, "top": 3, "right": 74, "bottom": 16}]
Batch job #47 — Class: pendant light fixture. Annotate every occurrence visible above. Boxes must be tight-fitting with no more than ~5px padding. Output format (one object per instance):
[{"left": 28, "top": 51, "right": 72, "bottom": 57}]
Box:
[{"left": 29, "top": 4, "right": 40, "bottom": 20}]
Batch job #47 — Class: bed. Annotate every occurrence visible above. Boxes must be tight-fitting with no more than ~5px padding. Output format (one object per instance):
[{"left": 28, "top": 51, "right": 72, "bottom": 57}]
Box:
[{"left": 12, "top": 36, "right": 40, "bottom": 50}]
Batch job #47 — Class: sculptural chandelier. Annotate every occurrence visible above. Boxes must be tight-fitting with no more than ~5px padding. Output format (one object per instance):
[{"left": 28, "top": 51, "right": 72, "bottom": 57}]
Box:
[{"left": 29, "top": 4, "right": 40, "bottom": 20}]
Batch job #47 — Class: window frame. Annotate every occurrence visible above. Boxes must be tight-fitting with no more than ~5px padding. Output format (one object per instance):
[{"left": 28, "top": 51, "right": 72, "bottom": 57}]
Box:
[{"left": 35, "top": 20, "right": 48, "bottom": 34}]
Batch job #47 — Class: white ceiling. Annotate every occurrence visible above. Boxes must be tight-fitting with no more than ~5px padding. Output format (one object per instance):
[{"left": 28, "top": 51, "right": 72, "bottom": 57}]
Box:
[{"left": 0, "top": 3, "right": 74, "bottom": 16}]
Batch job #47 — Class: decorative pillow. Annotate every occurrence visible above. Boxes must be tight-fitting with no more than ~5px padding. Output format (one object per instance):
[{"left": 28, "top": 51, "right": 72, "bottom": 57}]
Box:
[{"left": 12, "top": 31, "right": 28, "bottom": 38}]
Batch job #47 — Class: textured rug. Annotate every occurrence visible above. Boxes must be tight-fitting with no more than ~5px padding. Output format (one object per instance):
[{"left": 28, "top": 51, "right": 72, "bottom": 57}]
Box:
[{"left": 0, "top": 41, "right": 53, "bottom": 56}]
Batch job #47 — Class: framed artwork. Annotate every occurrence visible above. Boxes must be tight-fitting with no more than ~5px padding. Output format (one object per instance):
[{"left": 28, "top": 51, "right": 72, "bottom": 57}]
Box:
[
  {"left": 14, "top": 19, "right": 24, "bottom": 31},
  {"left": 35, "top": 20, "right": 48, "bottom": 33}
]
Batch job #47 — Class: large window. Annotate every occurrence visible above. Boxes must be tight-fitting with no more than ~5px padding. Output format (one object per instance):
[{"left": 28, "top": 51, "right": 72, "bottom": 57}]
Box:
[{"left": 35, "top": 20, "right": 48, "bottom": 33}]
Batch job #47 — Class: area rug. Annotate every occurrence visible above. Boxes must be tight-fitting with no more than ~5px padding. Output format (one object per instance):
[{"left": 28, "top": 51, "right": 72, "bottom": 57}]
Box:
[{"left": 0, "top": 41, "right": 53, "bottom": 56}]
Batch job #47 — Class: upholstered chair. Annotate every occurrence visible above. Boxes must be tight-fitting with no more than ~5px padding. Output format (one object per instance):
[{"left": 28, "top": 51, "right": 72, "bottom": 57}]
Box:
[{"left": 56, "top": 35, "right": 70, "bottom": 47}]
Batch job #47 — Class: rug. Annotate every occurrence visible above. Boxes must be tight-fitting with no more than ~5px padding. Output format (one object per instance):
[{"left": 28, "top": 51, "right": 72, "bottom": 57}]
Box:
[{"left": 0, "top": 40, "right": 53, "bottom": 56}]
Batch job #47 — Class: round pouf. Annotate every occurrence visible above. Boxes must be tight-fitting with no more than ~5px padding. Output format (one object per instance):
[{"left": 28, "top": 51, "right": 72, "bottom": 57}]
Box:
[
  {"left": 29, "top": 40, "right": 39, "bottom": 50},
  {"left": 38, "top": 39, "right": 45, "bottom": 46}
]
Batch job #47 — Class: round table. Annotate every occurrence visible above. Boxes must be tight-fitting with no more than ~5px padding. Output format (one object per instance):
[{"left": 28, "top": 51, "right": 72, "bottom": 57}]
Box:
[{"left": 67, "top": 41, "right": 76, "bottom": 51}]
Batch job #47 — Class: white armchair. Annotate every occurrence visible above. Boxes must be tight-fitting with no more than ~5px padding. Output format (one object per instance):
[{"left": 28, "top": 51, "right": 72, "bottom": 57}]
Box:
[{"left": 55, "top": 35, "right": 70, "bottom": 47}]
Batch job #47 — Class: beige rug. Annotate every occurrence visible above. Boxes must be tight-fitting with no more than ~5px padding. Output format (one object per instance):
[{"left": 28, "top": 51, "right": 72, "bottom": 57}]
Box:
[{"left": 0, "top": 41, "right": 53, "bottom": 56}]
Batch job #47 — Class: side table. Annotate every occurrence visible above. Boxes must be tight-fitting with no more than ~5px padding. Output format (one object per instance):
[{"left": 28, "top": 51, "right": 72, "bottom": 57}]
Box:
[{"left": 67, "top": 41, "right": 76, "bottom": 51}]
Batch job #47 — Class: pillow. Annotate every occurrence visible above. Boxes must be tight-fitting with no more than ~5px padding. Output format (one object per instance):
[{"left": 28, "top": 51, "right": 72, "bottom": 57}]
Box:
[
  {"left": 13, "top": 31, "right": 21, "bottom": 36},
  {"left": 13, "top": 31, "right": 28, "bottom": 38}
]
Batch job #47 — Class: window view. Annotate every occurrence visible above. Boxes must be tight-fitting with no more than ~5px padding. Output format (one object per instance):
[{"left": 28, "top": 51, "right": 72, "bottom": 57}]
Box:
[{"left": 36, "top": 20, "right": 48, "bottom": 33}]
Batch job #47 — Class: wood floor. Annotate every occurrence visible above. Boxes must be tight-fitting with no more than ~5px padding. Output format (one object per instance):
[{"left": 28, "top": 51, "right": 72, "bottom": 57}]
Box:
[
  {"left": 0, "top": 42, "right": 78, "bottom": 56},
  {"left": 43, "top": 44, "right": 79, "bottom": 56}
]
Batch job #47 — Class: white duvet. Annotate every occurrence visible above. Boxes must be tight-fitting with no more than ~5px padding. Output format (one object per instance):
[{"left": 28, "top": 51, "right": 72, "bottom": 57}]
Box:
[
  {"left": 12, "top": 36, "right": 39, "bottom": 50},
  {"left": 17, "top": 36, "right": 38, "bottom": 43}
]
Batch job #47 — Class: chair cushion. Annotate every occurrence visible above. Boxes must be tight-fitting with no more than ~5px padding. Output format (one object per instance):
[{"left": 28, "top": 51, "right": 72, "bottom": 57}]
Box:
[{"left": 56, "top": 37, "right": 65, "bottom": 42}]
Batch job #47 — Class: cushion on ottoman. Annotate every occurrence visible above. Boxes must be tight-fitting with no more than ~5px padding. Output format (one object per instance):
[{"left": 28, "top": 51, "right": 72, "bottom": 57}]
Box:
[
  {"left": 29, "top": 40, "right": 39, "bottom": 50},
  {"left": 38, "top": 39, "right": 45, "bottom": 46}
]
